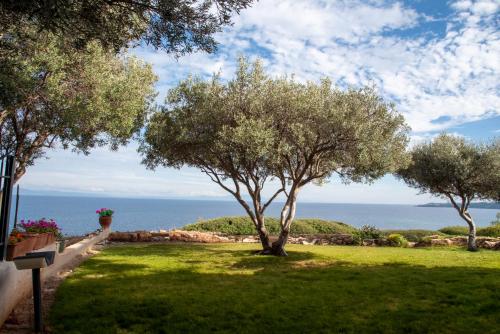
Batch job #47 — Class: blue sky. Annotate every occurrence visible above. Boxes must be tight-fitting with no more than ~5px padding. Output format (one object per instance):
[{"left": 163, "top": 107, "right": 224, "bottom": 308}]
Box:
[{"left": 20, "top": 0, "right": 499, "bottom": 204}]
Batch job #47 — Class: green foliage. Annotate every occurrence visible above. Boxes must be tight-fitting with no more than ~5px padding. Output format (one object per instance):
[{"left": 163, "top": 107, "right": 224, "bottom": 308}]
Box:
[
  {"left": 439, "top": 226, "right": 469, "bottom": 236},
  {"left": 439, "top": 225, "right": 500, "bottom": 237},
  {"left": 352, "top": 225, "right": 383, "bottom": 245},
  {"left": 183, "top": 216, "right": 356, "bottom": 235},
  {"left": 0, "top": 24, "right": 157, "bottom": 181},
  {"left": 1, "top": 0, "right": 253, "bottom": 53},
  {"left": 397, "top": 134, "right": 500, "bottom": 202},
  {"left": 50, "top": 243, "right": 500, "bottom": 333},
  {"left": 382, "top": 229, "right": 443, "bottom": 242},
  {"left": 477, "top": 225, "right": 500, "bottom": 237},
  {"left": 386, "top": 233, "right": 408, "bottom": 247}
]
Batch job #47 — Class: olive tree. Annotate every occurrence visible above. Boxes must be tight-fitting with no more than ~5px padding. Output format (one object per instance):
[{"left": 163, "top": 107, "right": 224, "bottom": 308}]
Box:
[
  {"left": 141, "top": 58, "right": 410, "bottom": 256},
  {"left": 1, "top": 0, "right": 254, "bottom": 53},
  {"left": 0, "top": 25, "right": 157, "bottom": 182},
  {"left": 397, "top": 134, "right": 500, "bottom": 251}
]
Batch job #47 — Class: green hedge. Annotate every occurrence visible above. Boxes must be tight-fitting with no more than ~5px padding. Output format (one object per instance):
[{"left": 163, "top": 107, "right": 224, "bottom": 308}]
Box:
[
  {"left": 382, "top": 230, "right": 444, "bottom": 242},
  {"left": 438, "top": 225, "right": 500, "bottom": 238},
  {"left": 183, "top": 216, "right": 356, "bottom": 235}
]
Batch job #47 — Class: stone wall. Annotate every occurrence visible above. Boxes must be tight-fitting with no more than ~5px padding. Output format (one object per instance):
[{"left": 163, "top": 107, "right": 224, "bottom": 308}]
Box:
[{"left": 108, "top": 230, "right": 500, "bottom": 250}]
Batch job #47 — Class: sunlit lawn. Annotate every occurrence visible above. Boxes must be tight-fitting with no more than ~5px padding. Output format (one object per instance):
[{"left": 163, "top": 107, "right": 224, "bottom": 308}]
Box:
[{"left": 50, "top": 243, "right": 500, "bottom": 333}]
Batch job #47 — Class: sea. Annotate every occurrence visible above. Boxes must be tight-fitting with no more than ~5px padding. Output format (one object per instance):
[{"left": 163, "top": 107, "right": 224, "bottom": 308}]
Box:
[{"left": 7, "top": 195, "right": 498, "bottom": 237}]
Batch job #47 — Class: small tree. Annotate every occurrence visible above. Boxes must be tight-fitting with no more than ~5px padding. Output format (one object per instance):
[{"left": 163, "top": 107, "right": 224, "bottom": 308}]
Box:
[
  {"left": 141, "top": 58, "right": 409, "bottom": 255},
  {"left": 397, "top": 134, "right": 500, "bottom": 251},
  {"left": 0, "top": 24, "right": 157, "bottom": 182}
]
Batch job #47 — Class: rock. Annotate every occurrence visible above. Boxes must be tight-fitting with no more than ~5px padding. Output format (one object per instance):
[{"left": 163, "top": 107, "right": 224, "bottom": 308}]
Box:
[
  {"left": 108, "top": 232, "right": 133, "bottom": 242},
  {"left": 482, "top": 241, "right": 497, "bottom": 249},
  {"left": 448, "top": 236, "right": 468, "bottom": 246},
  {"left": 168, "top": 230, "right": 230, "bottom": 243},
  {"left": 136, "top": 231, "right": 152, "bottom": 242},
  {"left": 362, "top": 239, "right": 376, "bottom": 246},
  {"left": 476, "top": 237, "right": 500, "bottom": 248},
  {"left": 430, "top": 238, "right": 452, "bottom": 246},
  {"left": 242, "top": 237, "right": 258, "bottom": 243},
  {"left": 301, "top": 240, "right": 312, "bottom": 245},
  {"left": 407, "top": 242, "right": 416, "bottom": 248},
  {"left": 330, "top": 234, "right": 354, "bottom": 245}
]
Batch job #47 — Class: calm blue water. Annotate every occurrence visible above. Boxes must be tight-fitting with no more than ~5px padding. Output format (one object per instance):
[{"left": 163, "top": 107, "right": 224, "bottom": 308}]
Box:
[{"left": 8, "top": 195, "right": 499, "bottom": 236}]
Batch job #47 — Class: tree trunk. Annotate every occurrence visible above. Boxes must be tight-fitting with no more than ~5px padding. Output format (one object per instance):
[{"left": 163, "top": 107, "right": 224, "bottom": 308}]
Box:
[
  {"left": 271, "top": 228, "right": 289, "bottom": 256},
  {"left": 271, "top": 187, "right": 299, "bottom": 256},
  {"left": 461, "top": 212, "right": 477, "bottom": 252},
  {"left": 255, "top": 216, "right": 272, "bottom": 253}
]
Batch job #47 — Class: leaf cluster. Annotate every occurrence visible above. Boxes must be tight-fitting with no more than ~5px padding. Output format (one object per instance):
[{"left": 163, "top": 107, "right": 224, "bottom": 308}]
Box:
[{"left": 1, "top": 0, "right": 254, "bottom": 54}]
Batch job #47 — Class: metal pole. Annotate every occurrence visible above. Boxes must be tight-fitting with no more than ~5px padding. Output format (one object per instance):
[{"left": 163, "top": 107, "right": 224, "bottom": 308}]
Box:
[
  {"left": 0, "top": 156, "right": 15, "bottom": 261},
  {"left": 32, "top": 268, "right": 42, "bottom": 333},
  {"left": 13, "top": 184, "right": 19, "bottom": 229}
]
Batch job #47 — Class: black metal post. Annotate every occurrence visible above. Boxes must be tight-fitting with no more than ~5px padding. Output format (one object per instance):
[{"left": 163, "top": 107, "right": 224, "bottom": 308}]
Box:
[
  {"left": 0, "top": 156, "right": 15, "bottom": 261},
  {"left": 13, "top": 184, "right": 19, "bottom": 229},
  {"left": 32, "top": 268, "right": 42, "bottom": 333}
]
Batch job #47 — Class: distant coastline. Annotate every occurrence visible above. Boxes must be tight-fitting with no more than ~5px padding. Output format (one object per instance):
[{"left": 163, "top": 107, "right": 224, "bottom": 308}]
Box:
[{"left": 418, "top": 202, "right": 500, "bottom": 209}]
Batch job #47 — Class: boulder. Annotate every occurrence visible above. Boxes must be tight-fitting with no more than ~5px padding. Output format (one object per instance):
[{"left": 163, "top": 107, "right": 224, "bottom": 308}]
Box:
[
  {"left": 168, "top": 230, "right": 231, "bottom": 243},
  {"left": 476, "top": 237, "right": 500, "bottom": 248},
  {"left": 430, "top": 238, "right": 452, "bottom": 246},
  {"left": 448, "top": 236, "right": 468, "bottom": 246},
  {"left": 242, "top": 237, "right": 258, "bottom": 243},
  {"left": 108, "top": 232, "right": 134, "bottom": 242},
  {"left": 329, "top": 234, "right": 354, "bottom": 245},
  {"left": 362, "top": 239, "right": 376, "bottom": 246}
]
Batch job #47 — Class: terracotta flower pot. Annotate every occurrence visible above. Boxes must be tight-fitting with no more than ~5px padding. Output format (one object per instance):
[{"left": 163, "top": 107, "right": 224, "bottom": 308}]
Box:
[
  {"left": 99, "top": 216, "right": 112, "bottom": 229},
  {"left": 26, "top": 233, "right": 45, "bottom": 250},
  {"left": 46, "top": 233, "right": 56, "bottom": 245},
  {"left": 6, "top": 237, "right": 36, "bottom": 261}
]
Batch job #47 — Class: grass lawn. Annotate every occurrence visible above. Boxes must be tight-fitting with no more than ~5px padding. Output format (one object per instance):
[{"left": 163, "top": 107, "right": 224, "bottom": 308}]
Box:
[{"left": 49, "top": 244, "right": 500, "bottom": 333}]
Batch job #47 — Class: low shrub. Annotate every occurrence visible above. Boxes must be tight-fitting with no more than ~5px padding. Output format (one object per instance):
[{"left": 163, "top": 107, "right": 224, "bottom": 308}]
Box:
[
  {"left": 352, "top": 225, "right": 382, "bottom": 245},
  {"left": 477, "top": 225, "right": 500, "bottom": 237},
  {"left": 183, "top": 216, "right": 355, "bottom": 235},
  {"left": 382, "top": 229, "right": 443, "bottom": 242},
  {"left": 386, "top": 233, "right": 408, "bottom": 247},
  {"left": 438, "top": 226, "right": 468, "bottom": 236},
  {"left": 439, "top": 224, "right": 500, "bottom": 238}
]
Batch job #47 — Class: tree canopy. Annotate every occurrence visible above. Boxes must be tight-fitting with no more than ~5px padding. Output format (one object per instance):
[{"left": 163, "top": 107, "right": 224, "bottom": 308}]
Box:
[
  {"left": 0, "top": 24, "right": 157, "bottom": 181},
  {"left": 141, "top": 58, "right": 409, "bottom": 255},
  {"left": 1, "top": 0, "right": 254, "bottom": 53},
  {"left": 397, "top": 134, "right": 500, "bottom": 251}
]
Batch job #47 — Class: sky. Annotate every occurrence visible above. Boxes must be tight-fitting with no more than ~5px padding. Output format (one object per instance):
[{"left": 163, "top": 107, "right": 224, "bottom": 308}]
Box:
[{"left": 19, "top": 0, "right": 500, "bottom": 204}]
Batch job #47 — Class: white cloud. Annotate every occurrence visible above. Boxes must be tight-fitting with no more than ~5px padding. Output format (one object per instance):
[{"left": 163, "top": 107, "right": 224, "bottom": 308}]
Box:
[
  {"left": 23, "top": 0, "right": 500, "bottom": 202},
  {"left": 136, "top": 0, "right": 499, "bottom": 133}
]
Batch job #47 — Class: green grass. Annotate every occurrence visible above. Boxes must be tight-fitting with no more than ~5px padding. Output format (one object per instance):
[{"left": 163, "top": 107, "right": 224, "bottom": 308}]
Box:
[
  {"left": 49, "top": 244, "right": 500, "bottom": 334},
  {"left": 184, "top": 216, "right": 356, "bottom": 235}
]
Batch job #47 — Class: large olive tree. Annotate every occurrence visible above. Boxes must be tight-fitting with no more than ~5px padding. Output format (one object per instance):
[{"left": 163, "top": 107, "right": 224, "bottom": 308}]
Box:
[
  {"left": 397, "top": 134, "right": 500, "bottom": 251},
  {"left": 0, "top": 25, "right": 157, "bottom": 182},
  {"left": 141, "top": 58, "right": 410, "bottom": 256},
  {"left": 1, "top": 0, "right": 254, "bottom": 53}
]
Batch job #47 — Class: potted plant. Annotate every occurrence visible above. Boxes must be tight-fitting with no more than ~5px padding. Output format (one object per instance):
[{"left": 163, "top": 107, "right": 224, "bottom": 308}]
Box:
[
  {"left": 19, "top": 218, "right": 61, "bottom": 249},
  {"left": 96, "top": 208, "right": 114, "bottom": 229},
  {"left": 6, "top": 230, "right": 36, "bottom": 261}
]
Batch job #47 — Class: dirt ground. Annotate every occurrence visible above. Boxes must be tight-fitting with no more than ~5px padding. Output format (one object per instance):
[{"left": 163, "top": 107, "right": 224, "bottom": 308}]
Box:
[{"left": 0, "top": 243, "right": 105, "bottom": 333}]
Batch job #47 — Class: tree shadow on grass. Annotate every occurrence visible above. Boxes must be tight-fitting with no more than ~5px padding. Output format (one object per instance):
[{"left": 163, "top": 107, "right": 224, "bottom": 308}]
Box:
[{"left": 50, "top": 244, "right": 500, "bottom": 334}]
